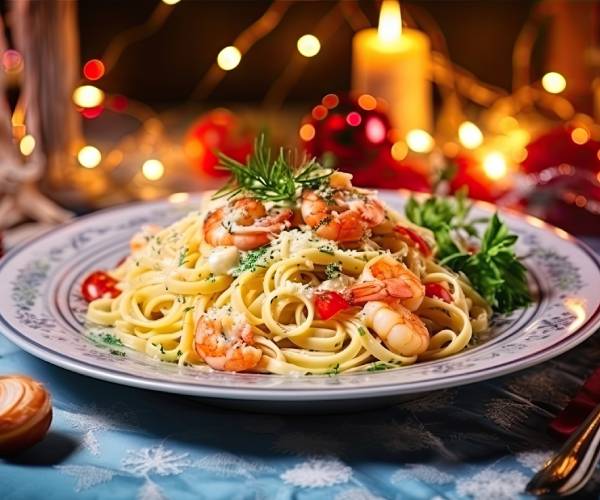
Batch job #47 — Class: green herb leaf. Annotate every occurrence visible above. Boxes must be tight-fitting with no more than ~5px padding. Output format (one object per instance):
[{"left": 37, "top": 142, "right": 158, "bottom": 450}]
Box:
[
  {"left": 367, "top": 362, "right": 393, "bottom": 372},
  {"left": 212, "top": 134, "right": 332, "bottom": 202},
  {"left": 232, "top": 245, "right": 270, "bottom": 277},
  {"left": 324, "top": 262, "right": 342, "bottom": 280}
]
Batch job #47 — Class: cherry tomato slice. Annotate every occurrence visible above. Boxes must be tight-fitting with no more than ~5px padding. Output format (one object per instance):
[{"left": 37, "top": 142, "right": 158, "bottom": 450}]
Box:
[
  {"left": 425, "top": 282, "right": 452, "bottom": 303},
  {"left": 314, "top": 291, "right": 350, "bottom": 320},
  {"left": 81, "top": 271, "right": 121, "bottom": 302},
  {"left": 393, "top": 226, "right": 431, "bottom": 256}
]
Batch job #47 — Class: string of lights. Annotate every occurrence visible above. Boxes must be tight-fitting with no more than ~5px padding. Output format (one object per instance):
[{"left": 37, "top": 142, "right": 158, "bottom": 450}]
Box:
[{"left": 9, "top": 0, "right": 596, "bottom": 204}]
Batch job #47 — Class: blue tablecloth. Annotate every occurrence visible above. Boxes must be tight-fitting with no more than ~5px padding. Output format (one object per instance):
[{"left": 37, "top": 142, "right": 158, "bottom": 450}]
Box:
[{"left": 1, "top": 233, "right": 600, "bottom": 500}]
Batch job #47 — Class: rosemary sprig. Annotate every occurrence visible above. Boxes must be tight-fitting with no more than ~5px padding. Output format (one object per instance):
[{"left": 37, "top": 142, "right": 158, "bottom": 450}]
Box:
[{"left": 212, "top": 134, "right": 332, "bottom": 202}]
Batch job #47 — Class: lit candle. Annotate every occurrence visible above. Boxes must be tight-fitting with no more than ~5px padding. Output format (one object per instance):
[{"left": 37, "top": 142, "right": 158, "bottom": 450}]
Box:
[{"left": 352, "top": 0, "right": 432, "bottom": 138}]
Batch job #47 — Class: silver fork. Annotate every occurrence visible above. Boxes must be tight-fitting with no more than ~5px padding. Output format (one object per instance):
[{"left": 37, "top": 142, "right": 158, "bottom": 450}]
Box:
[{"left": 526, "top": 402, "right": 600, "bottom": 496}]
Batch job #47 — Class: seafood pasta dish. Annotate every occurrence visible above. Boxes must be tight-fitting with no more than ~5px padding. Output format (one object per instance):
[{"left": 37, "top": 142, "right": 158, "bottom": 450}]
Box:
[{"left": 84, "top": 136, "right": 531, "bottom": 375}]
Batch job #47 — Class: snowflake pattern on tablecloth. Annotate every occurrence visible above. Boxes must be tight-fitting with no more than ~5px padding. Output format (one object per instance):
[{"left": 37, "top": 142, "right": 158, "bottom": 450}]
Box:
[
  {"left": 121, "top": 445, "right": 192, "bottom": 476},
  {"left": 280, "top": 457, "right": 352, "bottom": 488},
  {"left": 390, "top": 464, "right": 454, "bottom": 486},
  {"left": 334, "top": 487, "right": 386, "bottom": 500},
  {"left": 455, "top": 468, "right": 528, "bottom": 500},
  {"left": 515, "top": 450, "right": 552, "bottom": 471},
  {"left": 194, "top": 452, "right": 275, "bottom": 479}
]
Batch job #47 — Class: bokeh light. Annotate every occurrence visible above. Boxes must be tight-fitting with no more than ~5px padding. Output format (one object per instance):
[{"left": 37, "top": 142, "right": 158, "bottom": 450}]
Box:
[
  {"left": 406, "top": 129, "right": 434, "bottom": 153},
  {"left": 458, "top": 121, "right": 483, "bottom": 149},
  {"left": 299, "top": 123, "right": 316, "bottom": 141},
  {"left": 365, "top": 117, "right": 386, "bottom": 143},
  {"left": 541, "top": 72, "right": 567, "bottom": 94},
  {"left": 217, "top": 46, "right": 241, "bottom": 71},
  {"left": 72, "top": 85, "right": 105, "bottom": 108},
  {"left": 357, "top": 94, "right": 377, "bottom": 111},
  {"left": 297, "top": 34, "right": 321, "bottom": 58},
  {"left": 391, "top": 141, "right": 408, "bottom": 161},
  {"left": 83, "top": 59, "right": 105, "bottom": 80},
  {"left": 483, "top": 152, "right": 507, "bottom": 180},
  {"left": 19, "top": 135, "right": 35, "bottom": 156},
  {"left": 162, "top": 0, "right": 181, "bottom": 4},
  {"left": 142, "top": 159, "right": 165, "bottom": 181},
  {"left": 77, "top": 146, "right": 102, "bottom": 168},
  {"left": 312, "top": 105, "right": 328, "bottom": 120},
  {"left": 321, "top": 94, "right": 339, "bottom": 109},
  {"left": 571, "top": 127, "right": 590, "bottom": 145},
  {"left": 346, "top": 112, "right": 362, "bottom": 127},
  {"left": 1, "top": 49, "right": 23, "bottom": 73}
]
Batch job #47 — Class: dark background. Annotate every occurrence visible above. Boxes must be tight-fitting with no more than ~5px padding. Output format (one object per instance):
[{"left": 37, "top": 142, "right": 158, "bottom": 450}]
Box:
[{"left": 78, "top": 0, "right": 540, "bottom": 105}]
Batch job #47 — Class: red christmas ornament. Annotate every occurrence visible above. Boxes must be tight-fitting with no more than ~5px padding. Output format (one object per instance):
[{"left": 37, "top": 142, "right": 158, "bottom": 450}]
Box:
[
  {"left": 519, "top": 126, "right": 600, "bottom": 235},
  {"left": 522, "top": 126, "right": 600, "bottom": 174},
  {"left": 301, "top": 93, "right": 392, "bottom": 173},
  {"left": 301, "top": 93, "right": 430, "bottom": 192},
  {"left": 184, "top": 109, "right": 253, "bottom": 177},
  {"left": 448, "top": 152, "right": 506, "bottom": 202}
]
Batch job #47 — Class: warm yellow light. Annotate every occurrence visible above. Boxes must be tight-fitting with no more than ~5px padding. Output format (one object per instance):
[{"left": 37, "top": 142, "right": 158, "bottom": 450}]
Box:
[
  {"left": 217, "top": 46, "right": 241, "bottom": 71},
  {"left": 406, "top": 129, "right": 434, "bottom": 153},
  {"left": 19, "top": 134, "right": 35, "bottom": 156},
  {"left": 142, "top": 159, "right": 165, "bottom": 181},
  {"left": 72, "top": 85, "right": 104, "bottom": 108},
  {"left": 77, "top": 146, "right": 102, "bottom": 168},
  {"left": 458, "top": 121, "right": 483, "bottom": 149},
  {"left": 571, "top": 127, "right": 590, "bottom": 145},
  {"left": 297, "top": 34, "right": 321, "bottom": 58},
  {"left": 541, "top": 72, "right": 567, "bottom": 94},
  {"left": 357, "top": 94, "right": 377, "bottom": 111},
  {"left": 299, "top": 123, "right": 316, "bottom": 141},
  {"left": 391, "top": 141, "right": 408, "bottom": 160},
  {"left": 483, "top": 152, "right": 508, "bottom": 180},
  {"left": 162, "top": 0, "right": 181, "bottom": 4},
  {"left": 378, "top": 0, "right": 402, "bottom": 44},
  {"left": 513, "top": 148, "right": 528, "bottom": 163},
  {"left": 498, "top": 116, "right": 519, "bottom": 132},
  {"left": 169, "top": 192, "right": 189, "bottom": 203}
]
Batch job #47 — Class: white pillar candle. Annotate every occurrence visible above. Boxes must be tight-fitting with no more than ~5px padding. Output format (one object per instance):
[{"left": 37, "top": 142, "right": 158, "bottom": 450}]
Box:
[{"left": 352, "top": 0, "right": 432, "bottom": 139}]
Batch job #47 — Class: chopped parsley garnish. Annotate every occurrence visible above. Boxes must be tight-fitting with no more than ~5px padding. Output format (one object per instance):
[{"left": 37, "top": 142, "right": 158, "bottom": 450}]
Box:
[
  {"left": 318, "top": 245, "right": 335, "bottom": 256},
  {"left": 233, "top": 246, "right": 270, "bottom": 276},
  {"left": 213, "top": 133, "right": 332, "bottom": 202},
  {"left": 178, "top": 247, "right": 190, "bottom": 266},
  {"left": 110, "top": 349, "right": 126, "bottom": 357},
  {"left": 102, "top": 334, "right": 123, "bottom": 346},
  {"left": 327, "top": 363, "right": 340, "bottom": 377},
  {"left": 324, "top": 262, "right": 342, "bottom": 279},
  {"left": 406, "top": 192, "right": 531, "bottom": 313},
  {"left": 357, "top": 327, "right": 367, "bottom": 337},
  {"left": 367, "top": 362, "right": 393, "bottom": 372},
  {"left": 183, "top": 306, "right": 195, "bottom": 313}
]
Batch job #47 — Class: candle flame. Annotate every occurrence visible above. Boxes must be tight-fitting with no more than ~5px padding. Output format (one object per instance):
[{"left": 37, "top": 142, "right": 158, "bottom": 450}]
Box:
[{"left": 378, "top": 0, "right": 402, "bottom": 43}]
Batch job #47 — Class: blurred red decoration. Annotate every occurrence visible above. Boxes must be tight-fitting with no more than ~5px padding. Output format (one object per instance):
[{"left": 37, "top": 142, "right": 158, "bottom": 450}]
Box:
[
  {"left": 519, "top": 127, "right": 600, "bottom": 235},
  {"left": 449, "top": 153, "right": 506, "bottom": 202},
  {"left": 184, "top": 109, "right": 253, "bottom": 177},
  {"left": 301, "top": 92, "right": 430, "bottom": 191},
  {"left": 83, "top": 59, "right": 105, "bottom": 80},
  {"left": 109, "top": 95, "right": 128, "bottom": 112},
  {"left": 301, "top": 93, "right": 392, "bottom": 173},
  {"left": 521, "top": 126, "right": 600, "bottom": 175},
  {"left": 81, "top": 105, "right": 104, "bottom": 119}
]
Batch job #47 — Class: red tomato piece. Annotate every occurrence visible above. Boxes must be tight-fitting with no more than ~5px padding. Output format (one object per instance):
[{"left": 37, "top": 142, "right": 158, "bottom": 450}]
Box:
[
  {"left": 425, "top": 283, "right": 452, "bottom": 303},
  {"left": 393, "top": 226, "right": 431, "bottom": 256},
  {"left": 314, "top": 291, "right": 350, "bottom": 320},
  {"left": 81, "top": 271, "right": 120, "bottom": 302}
]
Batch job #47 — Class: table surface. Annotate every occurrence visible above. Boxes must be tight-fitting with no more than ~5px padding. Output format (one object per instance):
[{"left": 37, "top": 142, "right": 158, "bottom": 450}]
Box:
[{"left": 1, "top": 226, "right": 600, "bottom": 500}]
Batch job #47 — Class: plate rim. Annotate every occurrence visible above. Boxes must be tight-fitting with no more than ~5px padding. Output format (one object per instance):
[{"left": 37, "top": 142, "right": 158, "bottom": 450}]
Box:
[{"left": 1, "top": 192, "right": 599, "bottom": 401}]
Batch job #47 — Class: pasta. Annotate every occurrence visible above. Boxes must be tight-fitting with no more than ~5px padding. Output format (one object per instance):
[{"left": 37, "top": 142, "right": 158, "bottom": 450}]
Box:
[{"left": 86, "top": 171, "right": 492, "bottom": 375}]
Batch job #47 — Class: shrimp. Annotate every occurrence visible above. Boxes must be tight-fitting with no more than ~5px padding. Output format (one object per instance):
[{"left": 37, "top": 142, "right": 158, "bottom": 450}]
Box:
[
  {"left": 130, "top": 224, "right": 162, "bottom": 253},
  {"left": 301, "top": 172, "right": 385, "bottom": 243},
  {"left": 194, "top": 314, "right": 262, "bottom": 372},
  {"left": 203, "top": 197, "right": 292, "bottom": 250},
  {"left": 349, "top": 255, "right": 425, "bottom": 311},
  {"left": 363, "top": 300, "right": 430, "bottom": 356}
]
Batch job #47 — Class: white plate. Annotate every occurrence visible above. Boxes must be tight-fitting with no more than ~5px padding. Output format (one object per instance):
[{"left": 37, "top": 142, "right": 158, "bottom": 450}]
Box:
[{"left": 1, "top": 192, "right": 599, "bottom": 406}]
